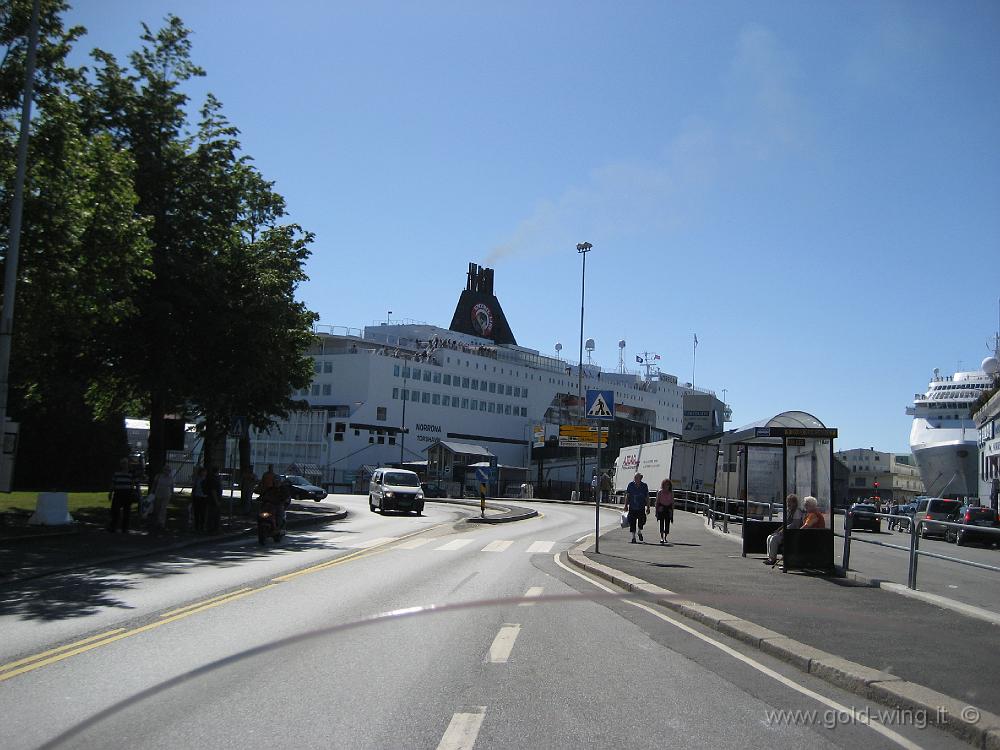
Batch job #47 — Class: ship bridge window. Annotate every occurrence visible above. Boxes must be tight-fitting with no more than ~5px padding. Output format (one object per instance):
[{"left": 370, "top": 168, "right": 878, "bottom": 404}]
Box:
[
  {"left": 506, "top": 385, "right": 512, "bottom": 395},
  {"left": 462, "top": 377, "right": 470, "bottom": 388},
  {"left": 423, "top": 371, "right": 431, "bottom": 382},
  {"left": 412, "top": 368, "right": 421, "bottom": 380},
  {"left": 471, "top": 380, "right": 479, "bottom": 391},
  {"left": 489, "top": 382, "right": 496, "bottom": 393},
  {"left": 444, "top": 374, "right": 451, "bottom": 385},
  {"left": 433, "top": 372, "right": 441, "bottom": 383}
]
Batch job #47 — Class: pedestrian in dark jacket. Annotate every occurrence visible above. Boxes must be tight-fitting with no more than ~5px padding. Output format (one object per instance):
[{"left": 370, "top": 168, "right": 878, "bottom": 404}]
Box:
[
  {"left": 191, "top": 467, "right": 208, "bottom": 531},
  {"left": 108, "top": 459, "right": 140, "bottom": 533},
  {"left": 624, "top": 473, "right": 650, "bottom": 543},
  {"left": 204, "top": 467, "right": 223, "bottom": 534}
]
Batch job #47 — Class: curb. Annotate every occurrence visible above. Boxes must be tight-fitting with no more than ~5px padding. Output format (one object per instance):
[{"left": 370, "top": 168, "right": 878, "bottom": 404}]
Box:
[
  {"left": 565, "top": 545, "right": 1000, "bottom": 749},
  {"left": 427, "top": 498, "right": 539, "bottom": 524},
  {"left": 0, "top": 506, "right": 348, "bottom": 588}
]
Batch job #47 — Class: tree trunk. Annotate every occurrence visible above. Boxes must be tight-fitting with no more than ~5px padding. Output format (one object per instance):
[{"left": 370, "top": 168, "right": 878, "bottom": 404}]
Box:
[
  {"left": 239, "top": 425, "right": 251, "bottom": 505},
  {"left": 147, "top": 392, "right": 166, "bottom": 483}
]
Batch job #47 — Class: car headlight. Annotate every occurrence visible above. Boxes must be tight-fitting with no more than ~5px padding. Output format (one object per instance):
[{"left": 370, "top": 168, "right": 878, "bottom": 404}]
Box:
[
  {"left": 385, "top": 491, "right": 394, "bottom": 498},
  {"left": 416, "top": 492, "right": 424, "bottom": 499}
]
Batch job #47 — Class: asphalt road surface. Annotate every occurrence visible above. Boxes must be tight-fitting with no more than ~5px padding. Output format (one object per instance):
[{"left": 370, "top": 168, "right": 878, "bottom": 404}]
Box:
[{"left": 0, "top": 497, "right": 967, "bottom": 749}]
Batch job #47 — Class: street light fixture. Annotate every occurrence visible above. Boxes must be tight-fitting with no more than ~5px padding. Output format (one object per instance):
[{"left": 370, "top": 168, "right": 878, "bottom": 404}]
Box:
[{"left": 575, "top": 242, "right": 592, "bottom": 500}]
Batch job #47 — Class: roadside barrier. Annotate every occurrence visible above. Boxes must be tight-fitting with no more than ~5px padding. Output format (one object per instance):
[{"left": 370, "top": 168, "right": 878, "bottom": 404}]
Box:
[{"left": 839, "top": 509, "right": 1000, "bottom": 589}]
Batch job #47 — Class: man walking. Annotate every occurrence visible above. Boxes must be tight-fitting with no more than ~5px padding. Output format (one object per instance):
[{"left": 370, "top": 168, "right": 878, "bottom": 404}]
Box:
[
  {"left": 624, "top": 472, "right": 650, "bottom": 543},
  {"left": 599, "top": 471, "right": 613, "bottom": 504}
]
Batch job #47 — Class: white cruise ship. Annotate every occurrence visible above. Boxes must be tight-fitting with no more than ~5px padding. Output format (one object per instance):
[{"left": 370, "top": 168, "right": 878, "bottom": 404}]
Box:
[
  {"left": 907, "top": 366, "right": 994, "bottom": 499},
  {"left": 249, "top": 263, "right": 728, "bottom": 489}
]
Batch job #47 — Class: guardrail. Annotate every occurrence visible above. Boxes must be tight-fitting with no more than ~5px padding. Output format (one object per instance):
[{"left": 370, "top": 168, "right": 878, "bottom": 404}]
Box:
[{"left": 839, "top": 509, "right": 1000, "bottom": 589}]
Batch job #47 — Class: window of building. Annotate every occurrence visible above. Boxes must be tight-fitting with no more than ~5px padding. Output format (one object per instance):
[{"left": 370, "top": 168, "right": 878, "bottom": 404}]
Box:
[
  {"left": 394, "top": 365, "right": 400, "bottom": 377},
  {"left": 314, "top": 360, "right": 321, "bottom": 374},
  {"left": 412, "top": 368, "right": 421, "bottom": 380},
  {"left": 323, "top": 361, "right": 333, "bottom": 373},
  {"left": 377, "top": 436, "right": 384, "bottom": 444},
  {"left": 392, "top": 388, "right": 399, "bottom": 400},
  {"left": 388, "top": 436, "right": 396, "bottom": 445},
  {"left": 311, "top": 384, "right": 320, "bottom": 396},
  {"left": 462, "top": 377, "right": 470, "bottom": 388},
  {"left": 402, "top": 367, "right": 410, "bottom": 378},
  {"left": 376, "top": 407, "right": 387, "bottom": 421},
  {"left": 505, "top": 404, "right": 511, "bottom": 415},
  {"left": 443, "top": 395, "right": 450, "bottom": 407},
  {"left": 432, "top": 393, "right": 441, "bottom": 405},
  {"left": 462, "top": 398, "right": 469, "bottom": 409},
  {"left": 488, "top": 403, "right": 495, "bottom": 413},
  {"left": 369, "top": 436, "right": 374, "bottom": 444},
  {"left": 453, "top": 399, "right": 460, "bottom": 409},
  {"left": 489, "top": 382, "right": 496, "bottom": 393},
  {"left": 335, "top": 422, "right": 346, "bottom": 433},
  {"left": 506, "top": 385, "right": 512, "bottom": 395},
  {"left": 423, "top": 371, "right": 431, "bottom": 382},
  {"left": 433, "top": 372, "right": 441, "bottom": 383},
  {"left": 411, "top": 389, "right": 419, "bottom": 401},
  {"left": 514, "top": 386, "right": 521, "bottom": 397},
  {"left": 496, "top": 401, "right": 503, "bottom": 412},
  {"left": 421, "top": 392, "right": 430, "bottom": 403},
  {"left": 443, "top": 374, "right": 451, "bottom": 385},
  {"left": 471, "top": 380, "right": 478, "bottom": 391},
  {"left": 334, "top": 433, "right": 344, "bottom": 442},
  {"left": 479, "top": 401, "right": 487, "bottom": 411},
  {"left": 321, "top": 384, "right": 331, "bottom": 396},
  {"left": 354, "top": 429, "right": 360, "bottom": 436},
  {"left": 523, "top": 388, "right": 528, "bottom": 398}
]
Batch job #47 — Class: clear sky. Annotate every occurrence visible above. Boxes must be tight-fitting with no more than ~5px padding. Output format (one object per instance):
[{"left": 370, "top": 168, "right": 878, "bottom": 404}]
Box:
[{"left": 64, "top": 1, "right": 1000, "bottom": 453}]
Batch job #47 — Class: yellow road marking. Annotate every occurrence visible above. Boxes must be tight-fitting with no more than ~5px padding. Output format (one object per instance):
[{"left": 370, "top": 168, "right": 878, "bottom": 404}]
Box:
[
  {"left": 0, "top": 629, "right": 126, "bottom": 674},
  {"left": 0, "top": 521, "right": 453, "bottom": 683},
  {"left": 0, "top": 585, "right": 278, "bottom": 684},
  {"left": 159, "top": 588, "right": 252, "bottom": 618}
]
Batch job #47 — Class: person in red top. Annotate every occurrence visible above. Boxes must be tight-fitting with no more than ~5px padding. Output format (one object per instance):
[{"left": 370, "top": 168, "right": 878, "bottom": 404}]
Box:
[{"left": 655, "top": 479, "right": 675, "bottom": 544}]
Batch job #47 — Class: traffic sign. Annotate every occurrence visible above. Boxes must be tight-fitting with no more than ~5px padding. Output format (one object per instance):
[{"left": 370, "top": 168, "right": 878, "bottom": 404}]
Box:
[{"left": 585, "top": 389, "right": 615, "bottom": 421}]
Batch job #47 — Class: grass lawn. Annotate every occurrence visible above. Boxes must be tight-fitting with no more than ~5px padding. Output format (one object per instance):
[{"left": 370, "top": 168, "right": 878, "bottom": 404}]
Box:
[{"left": 0, "top": 492, "right": 112, "bottom": 513}]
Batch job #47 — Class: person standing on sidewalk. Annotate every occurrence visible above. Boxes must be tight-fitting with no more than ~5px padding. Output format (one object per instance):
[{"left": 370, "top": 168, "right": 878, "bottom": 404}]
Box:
[
  {"left": 108, "top": 459, "right": 140, "bottom": 533},
  {"left": 191, "top": 466, "right": 208, "bottom": 532},
  {"left": 624, "top": 473, "right": 649, "bottom": 543},
  {"left": 204, "top": 467, "right": 223, "bottom": 534},
  {"left": 151, "top": 464, "right": 174, "bottom": 531},
  {"left": 599, "top": 471, "right": 613, "bottom": 504},
  {"left": 655, "top": 479, "right": 675, "bottom": 544}
]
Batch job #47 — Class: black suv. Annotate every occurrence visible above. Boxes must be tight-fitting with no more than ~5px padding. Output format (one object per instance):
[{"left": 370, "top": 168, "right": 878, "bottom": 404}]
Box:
[
  {"left": 945, "top": 505, "right": 1000, "bottom": 547},
  {"left": 848, "top": 503, "right": 881, "bottom": 532}
]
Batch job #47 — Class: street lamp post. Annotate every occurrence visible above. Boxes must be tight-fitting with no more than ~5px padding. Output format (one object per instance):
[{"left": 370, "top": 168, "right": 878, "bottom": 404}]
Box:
[
  {"left": 575, "top": 242, "right": 592, "bottom": 501},
  {"left": 399, "top": 361, "right": 409, "bottom": 465}
]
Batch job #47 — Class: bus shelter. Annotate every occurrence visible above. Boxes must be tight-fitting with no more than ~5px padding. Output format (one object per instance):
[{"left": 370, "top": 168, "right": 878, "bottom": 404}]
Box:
[{"left": 720, "top": 411, "right": 837, "bottom": 573}]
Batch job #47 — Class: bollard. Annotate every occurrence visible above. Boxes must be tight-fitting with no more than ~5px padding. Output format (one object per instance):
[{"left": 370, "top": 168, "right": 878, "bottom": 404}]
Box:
[
  {"left": 842, "top": 511, "right": 852, "bottom": 574},
  {"left": 907, "top": 519, "right": 920, "bottom": 589},
  {"left": 723, "top": 496, "right": 729, "bottom": 534}
]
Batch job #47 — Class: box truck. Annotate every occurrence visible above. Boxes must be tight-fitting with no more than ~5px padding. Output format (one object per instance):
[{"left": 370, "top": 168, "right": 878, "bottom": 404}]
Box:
[{"left": 611, "top": 438, "right": 718, "bottom": 498}]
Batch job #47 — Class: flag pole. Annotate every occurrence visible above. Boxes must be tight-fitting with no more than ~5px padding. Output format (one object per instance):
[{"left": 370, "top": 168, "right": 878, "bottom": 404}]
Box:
[{"left": 692, "top": 334, "right": 698, "bottom": 386}]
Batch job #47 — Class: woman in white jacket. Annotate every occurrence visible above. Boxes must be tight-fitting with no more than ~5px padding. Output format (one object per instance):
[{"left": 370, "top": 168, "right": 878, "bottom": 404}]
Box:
[{"left": 152, "top": 466, "right": 174, "bottom": 530}]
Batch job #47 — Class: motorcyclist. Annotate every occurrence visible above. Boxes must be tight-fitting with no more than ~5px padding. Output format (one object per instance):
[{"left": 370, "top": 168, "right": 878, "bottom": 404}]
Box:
[{"left": 259, "top": 481, "right": 291, "bottom": 531}]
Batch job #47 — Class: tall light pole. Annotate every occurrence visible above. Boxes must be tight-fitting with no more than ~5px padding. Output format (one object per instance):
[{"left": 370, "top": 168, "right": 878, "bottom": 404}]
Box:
[
  {"left": 399, "top": 361, "right": 409, "bottom": 465},
  {"left": 575, "top": 242, "right": 592, "bottom": 500}
]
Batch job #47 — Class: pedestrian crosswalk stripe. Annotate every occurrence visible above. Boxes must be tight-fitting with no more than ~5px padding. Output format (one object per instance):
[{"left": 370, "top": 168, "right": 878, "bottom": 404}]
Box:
[
  {"left": 393, "top": 538, "right": 432, "bottom": 549},
  {"left": 435, "top": 538, "right": 476, "bottom": 551},
  {"left": 519, "top": 586, "right": 544, "bottom": 606},
  {"left": 481, "top": 540, "right": 513, "bottom": 552},
  {"left": 525, "top": 541, "right": 555, "bottom": 553},
  {"left": 346, "top": 536, "right": 398, "bottom": 549}
]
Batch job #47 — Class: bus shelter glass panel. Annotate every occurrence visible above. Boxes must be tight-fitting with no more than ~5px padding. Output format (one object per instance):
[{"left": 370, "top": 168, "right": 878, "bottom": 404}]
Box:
[
  {"left": 741, "top": 445, "right": 783, "bottom": 518},
  {"left": 784, "top": 437, "right": 833, "bottom": 528}
]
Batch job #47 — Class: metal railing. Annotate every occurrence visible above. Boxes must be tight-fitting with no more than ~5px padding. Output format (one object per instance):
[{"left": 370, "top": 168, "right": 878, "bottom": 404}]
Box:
[{"left": 839, "top": 510, "right": 1000, "bottom": 589}]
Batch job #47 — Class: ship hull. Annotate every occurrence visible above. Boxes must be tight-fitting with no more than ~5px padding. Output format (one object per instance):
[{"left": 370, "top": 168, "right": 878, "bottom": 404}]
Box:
[{"left": 910, "top": 420, "right": 979, "bottom": 498}]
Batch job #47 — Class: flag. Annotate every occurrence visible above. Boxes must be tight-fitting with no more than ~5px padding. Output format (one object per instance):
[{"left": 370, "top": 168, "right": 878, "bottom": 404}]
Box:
[
  {"left": 694, "top": 334, "right": 699, "bottom": 347},
  {"left": 654, "top": 354, "right": 660, "bottom": 360},
  {"left": 635, "top": 355, "right": 643, "bottom": 363}
]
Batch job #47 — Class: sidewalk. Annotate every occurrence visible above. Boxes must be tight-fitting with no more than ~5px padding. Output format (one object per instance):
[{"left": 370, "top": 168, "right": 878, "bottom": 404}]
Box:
[
  {"left": 580, "top": 511, "right": 1000, "bottom": 724},
  {"left": 0, "top": 501, "right": 347, "bottom": 585}
]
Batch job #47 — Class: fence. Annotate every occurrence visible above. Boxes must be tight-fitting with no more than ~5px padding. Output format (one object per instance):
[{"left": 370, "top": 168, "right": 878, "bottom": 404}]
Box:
[{"left": 839, "top": 509, "right": 1000, "bottom": 589}]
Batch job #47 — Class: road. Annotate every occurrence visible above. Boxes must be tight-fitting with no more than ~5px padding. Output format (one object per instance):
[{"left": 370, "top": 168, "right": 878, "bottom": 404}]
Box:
[{"left": 0, "top": 496, "right": 966, "bottom": 749}]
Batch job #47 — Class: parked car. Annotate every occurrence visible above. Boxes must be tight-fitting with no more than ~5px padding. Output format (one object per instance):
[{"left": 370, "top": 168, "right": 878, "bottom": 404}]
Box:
[
  {"left": 848, "top": 503, "right": 881, "bottom": 532},
  {"left": 945, "top": 505, "right": 1000, "bottom": 547},
  {"left": 279, "top": 474, "right": 327, "bottom": 502},
  {"left": 420, "top": 482, "right": 447, "bottom": 498},
  {"left": 914, "top": 497, "right": 963, "bottom": 539},
  {"left": 370, "top": 468, "right": 424, "bottom": 514}
]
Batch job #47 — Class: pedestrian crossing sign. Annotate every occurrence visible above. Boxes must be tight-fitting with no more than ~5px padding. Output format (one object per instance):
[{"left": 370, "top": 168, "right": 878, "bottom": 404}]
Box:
[{"left": 585, "top": 389, "right": 615, "bottom": 421}]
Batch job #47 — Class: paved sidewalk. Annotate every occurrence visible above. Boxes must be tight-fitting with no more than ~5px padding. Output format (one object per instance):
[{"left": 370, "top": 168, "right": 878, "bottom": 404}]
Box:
[
  {"left": 0, "top": 501, "right": 346, "bottom": 585},
  {"left": 585, "top": 510, "right": 1000, "bottom": 719}
]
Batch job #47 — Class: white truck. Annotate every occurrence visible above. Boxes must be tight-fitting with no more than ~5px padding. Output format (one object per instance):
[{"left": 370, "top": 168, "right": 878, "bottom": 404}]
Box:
[{"left": 611, "top": 438, "right": 718, "bottom": 499}]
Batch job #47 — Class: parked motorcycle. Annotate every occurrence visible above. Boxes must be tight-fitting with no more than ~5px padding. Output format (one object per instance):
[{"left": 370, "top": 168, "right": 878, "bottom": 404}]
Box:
[{"left": 257, "top": 485, "right": 290, "bottom": 544}]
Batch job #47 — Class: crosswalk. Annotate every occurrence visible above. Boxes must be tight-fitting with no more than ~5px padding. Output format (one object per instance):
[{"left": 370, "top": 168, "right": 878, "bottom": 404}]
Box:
[{"left": 338, "top": 536, "right": 561, "bottom": 554}]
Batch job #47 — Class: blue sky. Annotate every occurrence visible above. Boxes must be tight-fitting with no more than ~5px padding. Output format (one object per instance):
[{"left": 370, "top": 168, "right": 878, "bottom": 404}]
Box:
[{"left": 65, "top": 1, "right": 1000, "bottom": 453}]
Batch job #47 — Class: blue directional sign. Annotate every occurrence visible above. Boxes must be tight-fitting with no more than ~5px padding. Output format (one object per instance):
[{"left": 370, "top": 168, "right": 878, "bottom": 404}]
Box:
[
  {"left": 585, "top": 389, "right": 615, "bottom": 421},
  {"left": 475, "top": 467, "right": 492, "bottom": 483}
]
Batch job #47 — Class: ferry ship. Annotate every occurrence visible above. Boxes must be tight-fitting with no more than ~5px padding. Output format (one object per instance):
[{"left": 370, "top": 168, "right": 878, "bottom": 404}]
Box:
[
  {"left": 248, "top": 263, "right": 729, "bottom": 488},
  {"left": 907, "top": 365, "right": 995, "bottom": 499}
]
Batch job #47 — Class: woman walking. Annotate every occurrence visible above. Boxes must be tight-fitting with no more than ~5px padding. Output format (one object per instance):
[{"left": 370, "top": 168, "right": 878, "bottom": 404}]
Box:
[{"left": 655, "top": 479, "right": 674, "bottom": 544}]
